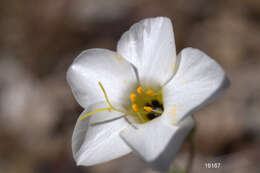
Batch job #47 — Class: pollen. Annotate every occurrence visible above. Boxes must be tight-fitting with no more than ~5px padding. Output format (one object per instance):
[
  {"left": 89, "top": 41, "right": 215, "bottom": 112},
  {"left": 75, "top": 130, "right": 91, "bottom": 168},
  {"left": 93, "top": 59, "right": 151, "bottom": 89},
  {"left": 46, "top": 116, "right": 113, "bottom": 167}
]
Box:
[
  {"left": 120, "top": 128, "right": 126, "bottom": 133},
  {"left": 132, "top": 104, "right": 139, "bottom": 112},
  {"left": 146, "top": 89, "right": 154, "bottom": 96},
  {"left": 143, "top": 106, "right": 153, "bottom": 112},
  {"left": 130, "top": 93, "right": 136, "bottom": 102},
  {"left": 172, "top": 119, "right": 176, "bottom": 126},
  {"left": 137, "top": 87, "right": 143, "bottom": 94},
  {"left": 115, "top": 55, "right": 123, "bottom": 63}
]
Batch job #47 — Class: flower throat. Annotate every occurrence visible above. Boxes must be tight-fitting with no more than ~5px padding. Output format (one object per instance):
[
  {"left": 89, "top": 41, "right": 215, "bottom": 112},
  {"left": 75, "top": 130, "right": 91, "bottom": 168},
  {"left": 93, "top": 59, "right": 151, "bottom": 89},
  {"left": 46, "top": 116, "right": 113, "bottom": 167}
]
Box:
[
  {"left": 129, "top": 86, "right": 164, "bottom": 123},
  {"left": 80, "top": 82, "right": 164, "bottom": 124}
]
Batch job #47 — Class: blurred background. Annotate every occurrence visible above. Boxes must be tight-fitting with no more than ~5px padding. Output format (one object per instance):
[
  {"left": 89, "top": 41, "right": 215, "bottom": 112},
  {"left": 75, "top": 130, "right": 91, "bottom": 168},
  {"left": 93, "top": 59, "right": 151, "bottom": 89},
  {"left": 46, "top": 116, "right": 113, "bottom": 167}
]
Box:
[{"left": 0, "top": 0, "right": 260, "bottom": 173}]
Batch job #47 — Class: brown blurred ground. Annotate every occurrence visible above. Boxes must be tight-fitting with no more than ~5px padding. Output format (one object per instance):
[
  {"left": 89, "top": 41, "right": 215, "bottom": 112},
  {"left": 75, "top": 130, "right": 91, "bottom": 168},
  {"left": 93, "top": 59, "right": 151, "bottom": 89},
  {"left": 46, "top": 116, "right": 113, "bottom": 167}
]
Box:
[{"left": 0, "top": 0, "right": 260, "bottom": 173}]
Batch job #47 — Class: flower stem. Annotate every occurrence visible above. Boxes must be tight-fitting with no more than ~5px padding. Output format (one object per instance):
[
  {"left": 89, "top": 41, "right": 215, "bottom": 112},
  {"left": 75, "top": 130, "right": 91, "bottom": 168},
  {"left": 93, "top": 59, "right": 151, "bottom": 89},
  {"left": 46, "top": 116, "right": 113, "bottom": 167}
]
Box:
[{"left": 186, "top": 135, "right": 195, "bottom": 173}]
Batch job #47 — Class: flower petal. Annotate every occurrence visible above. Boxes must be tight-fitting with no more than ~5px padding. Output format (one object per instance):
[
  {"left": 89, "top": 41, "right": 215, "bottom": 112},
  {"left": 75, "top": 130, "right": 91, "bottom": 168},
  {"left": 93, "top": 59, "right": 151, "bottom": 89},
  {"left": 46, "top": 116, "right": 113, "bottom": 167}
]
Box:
[
  {"left": 72, "top": 103, "right": 132, "bottom": 166},
  {"left": 67, "top": 48, "right": 138, "bottom": 108},
  {"left": 163, "top": 48, "right": 229, "bottom": 124},
  {"left": 120, "top": 116, "right": 194, "bottom": 172},
  {"left": 117, "top": 17, "right": 177, "bottom": 89}
]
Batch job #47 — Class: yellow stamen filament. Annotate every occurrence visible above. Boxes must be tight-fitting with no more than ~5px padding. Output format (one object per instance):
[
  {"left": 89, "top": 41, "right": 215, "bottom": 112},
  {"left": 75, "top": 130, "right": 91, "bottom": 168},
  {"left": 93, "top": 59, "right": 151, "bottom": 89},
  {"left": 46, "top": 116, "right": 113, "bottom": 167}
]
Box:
[
  {"left": 137, "top": 87, "right": 143, "bottom": 94},
  {"left": 132, "top": 104, "right": 139, "bottom": 112},
  {"left": 143, "top": 106, "right": 153, "bottom": 112},
  {"left": 146, "top": 89, "right": 154, "bottom": 96},
  {"left": 99, "top": 82, "right": 130, "bottom": 115},
  {"left": 80, "top": 82, "right": 131, "bottom": 120},
  {"left": 80, "top": 108, "right": 112, "bottom": 120},
  {"left": 130, "top": 93, "right": 136, "bottom": 102},
  {"left": 98, "top": 82, "right": 114, "bottom": 109}
]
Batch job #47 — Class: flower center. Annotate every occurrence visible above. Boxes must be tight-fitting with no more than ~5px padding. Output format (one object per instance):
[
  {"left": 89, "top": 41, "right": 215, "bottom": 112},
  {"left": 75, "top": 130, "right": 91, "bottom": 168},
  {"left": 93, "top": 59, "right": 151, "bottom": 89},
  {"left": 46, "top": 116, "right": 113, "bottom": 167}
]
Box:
[
  {"left": 129, "top": 86, "right": 164, "bottom": 123},
  {"left": 79, "top": 82, "right": 164, "bottom": 124}
]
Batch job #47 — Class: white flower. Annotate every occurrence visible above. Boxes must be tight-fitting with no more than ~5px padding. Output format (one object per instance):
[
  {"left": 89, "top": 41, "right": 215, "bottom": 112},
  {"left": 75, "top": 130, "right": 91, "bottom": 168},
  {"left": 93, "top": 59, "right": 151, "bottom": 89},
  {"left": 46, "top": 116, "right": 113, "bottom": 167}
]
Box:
[{"left": 67, "top": 17, "right": 229, "bottom": 171}]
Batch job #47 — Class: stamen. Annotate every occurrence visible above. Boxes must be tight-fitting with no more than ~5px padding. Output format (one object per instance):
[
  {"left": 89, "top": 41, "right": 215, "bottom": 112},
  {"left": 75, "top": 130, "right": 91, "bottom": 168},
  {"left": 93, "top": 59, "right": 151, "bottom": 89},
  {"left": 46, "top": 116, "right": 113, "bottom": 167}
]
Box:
[
  {"left": 137, "top": 86, "right": 143, "bottom": 94},
  {"left": 98, "top": 82, "right": 114, "bottom": 109},
  {"left": 151, "top": 109, "right": 163, "bottom": 114},
  {"left": 132, "top": 104, "right": 139, "bottom": 112},
  {"left": 80, "top": 82, "right": 131, "bottom": 120},
  {"left": 146, "top": 89, "right": 154, "bottom": 96},
  {"left": 143, "top": 106, "right": 153, "bottom": 112},
  {"left": 144, "top": 106, "right": 162, "bottom": 114},
  {"left": 130, "top": 93, "right": 137, "bottom": 102},
  {"left": 80, "top": 107, "right": 112, "bottom": 120}
]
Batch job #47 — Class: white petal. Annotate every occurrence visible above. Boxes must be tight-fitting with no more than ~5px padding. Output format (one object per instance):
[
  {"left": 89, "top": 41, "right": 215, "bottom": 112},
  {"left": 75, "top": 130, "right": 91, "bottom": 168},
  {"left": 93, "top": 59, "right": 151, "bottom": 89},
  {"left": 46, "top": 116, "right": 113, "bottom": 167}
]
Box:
[
  {"left": 120, "top": 116, "right": 194, "bottom": 172},
  {"left": 67, "top": 48, "right": 138, "bottom": 108},
  {"left": 72, "top": 104, "right": 132, "bottom": 166},
  {"left": 117, "top": 17, "right": 177, "bottom": 89},
  {"left": 163, "top": 48, "right": 229, "bottom": 124}
]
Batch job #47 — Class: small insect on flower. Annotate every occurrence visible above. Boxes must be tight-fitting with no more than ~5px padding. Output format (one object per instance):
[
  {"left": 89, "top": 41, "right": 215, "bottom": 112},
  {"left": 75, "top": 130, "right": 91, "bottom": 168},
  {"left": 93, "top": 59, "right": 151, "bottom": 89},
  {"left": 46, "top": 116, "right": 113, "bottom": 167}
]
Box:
[{"left": 67, "top": 17, "right": 229, "bottom": 171}]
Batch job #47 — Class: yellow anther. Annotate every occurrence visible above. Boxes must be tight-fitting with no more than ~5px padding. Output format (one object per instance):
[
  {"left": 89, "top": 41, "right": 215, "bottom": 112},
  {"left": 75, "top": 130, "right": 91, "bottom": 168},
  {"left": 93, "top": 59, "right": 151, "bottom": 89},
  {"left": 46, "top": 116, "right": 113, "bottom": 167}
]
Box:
[
  {"left": 137, "top": 87, "right": 143, "bottom": 94},
  {"left": 132, "top": 104, "right": 139, "bottom": 112},
  {"left": 146, "top": 89, "right": 155, "bottom": 96},
  {"left": 130, "top": 93, "right": 137, "bottom": 102},
  {"left": 143, "top": 106, "right": 153, "bottom": 112}
]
